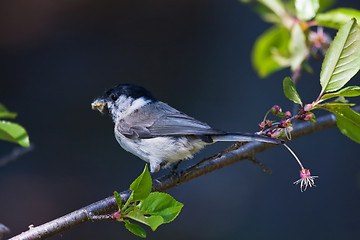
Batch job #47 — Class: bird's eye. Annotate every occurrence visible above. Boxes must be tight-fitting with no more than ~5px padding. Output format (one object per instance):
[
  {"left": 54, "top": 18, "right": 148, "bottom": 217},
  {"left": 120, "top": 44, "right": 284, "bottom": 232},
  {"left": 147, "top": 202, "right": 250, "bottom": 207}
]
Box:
[{"left": 110, "top": 94, "right": 118, "bottom": 101}]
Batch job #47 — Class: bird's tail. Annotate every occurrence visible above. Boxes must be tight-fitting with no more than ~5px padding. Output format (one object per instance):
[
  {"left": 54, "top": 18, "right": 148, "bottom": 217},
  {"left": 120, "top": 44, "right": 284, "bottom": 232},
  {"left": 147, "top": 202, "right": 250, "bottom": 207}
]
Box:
[{"left": 212, "top": 133, "right": 283, "bottom": 145}]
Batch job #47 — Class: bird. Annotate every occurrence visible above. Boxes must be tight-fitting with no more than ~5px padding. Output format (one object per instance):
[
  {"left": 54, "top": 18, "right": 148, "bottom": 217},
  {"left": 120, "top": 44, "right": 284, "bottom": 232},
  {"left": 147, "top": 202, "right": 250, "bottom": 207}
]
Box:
[{"left": 91, "top": 83, "right": 282, "bottom": 173}]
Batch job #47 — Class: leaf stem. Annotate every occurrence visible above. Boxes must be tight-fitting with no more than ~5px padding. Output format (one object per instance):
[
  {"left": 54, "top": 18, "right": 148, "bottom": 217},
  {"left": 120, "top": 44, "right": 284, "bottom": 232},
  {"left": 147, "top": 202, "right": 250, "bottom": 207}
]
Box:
[{"left": 122, "top": 192, "right": 134, "bottom": 212}]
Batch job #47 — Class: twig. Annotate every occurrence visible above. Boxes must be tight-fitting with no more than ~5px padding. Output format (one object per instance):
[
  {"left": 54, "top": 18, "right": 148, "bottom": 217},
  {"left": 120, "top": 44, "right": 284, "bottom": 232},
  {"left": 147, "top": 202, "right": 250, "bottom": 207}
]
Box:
[
  {"left": 0, "top": 145, "right": 34, "bottom": 168},
  {"left": 249, "top": 157, "right": 273, "bottom": 174},
  {"left": 0, "top": 223, "right": 10, "bottom": 240},
  {"left": 9, "top": 107, "right": 357, "bottom": 240}
]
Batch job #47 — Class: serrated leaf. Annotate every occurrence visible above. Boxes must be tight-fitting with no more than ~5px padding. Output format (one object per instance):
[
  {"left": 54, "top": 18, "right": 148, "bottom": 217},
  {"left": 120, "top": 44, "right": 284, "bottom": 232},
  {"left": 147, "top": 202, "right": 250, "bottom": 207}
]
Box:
[
  {"left": 0, "top": 121, "right": 30, "bottom": 147},
  {"left": 252, "top": 26, "right": 291, "bottom": 77},
  {"left": 130, "top": 164, "right": 152, "bottom": 202},
  {"left": 321, "top": 86, "right": 360, "bottom": 100},
  {"left": 144, "top": 216, "right": 164, "bottom": 231},
  {"left": 295, "top": 0, "right": 319, "bottom": 21},
  {"left": 290, "top": 23, "right": 307, "bottom": 71},
  {"left": 139, "top": 192, "right": 184, "bottom": 223},
  {"left": 319, "top": 18, "right": 360, "bottom": 95},
  {"left": 124, "top": 220, "right": 147, "bottom": 238},
  {"left": 316, "top": 8, "right": 360, "bottom": 29},
  {"left": 336, "top": 107, "right": 360, "bottom": 143},
  {"left": 126, "top": 207, "right": 164, "bottom": 231},
  {"left": 114, "top": 191, "right": 122, "bottom": 210},
  {"left": 283, "top": 77, "right": 303, "bottom": 105},
  {"left": 315, "top": 102, "right": 355, "bottom": 110},
  {"left": 319, "top": 104, "right": 360, "bottom": 143},
  {"left": 0, "top": 103, "right": 17, "bottom": 119}
]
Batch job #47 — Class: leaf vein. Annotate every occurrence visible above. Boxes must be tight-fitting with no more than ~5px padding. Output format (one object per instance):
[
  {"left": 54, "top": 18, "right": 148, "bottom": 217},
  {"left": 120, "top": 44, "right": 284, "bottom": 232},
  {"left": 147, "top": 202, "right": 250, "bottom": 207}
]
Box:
[
  {"left": 343, "top": 38, "right": 357, "bottom": 49},
  {"left": 332, "top": 67, "right": 349, "bottom": 76}
]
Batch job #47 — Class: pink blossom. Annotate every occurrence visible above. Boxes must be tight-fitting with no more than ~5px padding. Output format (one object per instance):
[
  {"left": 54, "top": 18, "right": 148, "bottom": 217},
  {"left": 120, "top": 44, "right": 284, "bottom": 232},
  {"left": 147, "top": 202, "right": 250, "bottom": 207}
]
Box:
[{"left": 293, "top": 169, "right": 318, "bottom": 192}]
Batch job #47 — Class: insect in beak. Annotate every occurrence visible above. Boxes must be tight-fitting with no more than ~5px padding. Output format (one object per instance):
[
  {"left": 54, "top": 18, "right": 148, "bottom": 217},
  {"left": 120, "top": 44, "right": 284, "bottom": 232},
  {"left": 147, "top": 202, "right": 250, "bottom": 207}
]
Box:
[{"left": 91, "top": 99, "right": 107, "bottom": 113}]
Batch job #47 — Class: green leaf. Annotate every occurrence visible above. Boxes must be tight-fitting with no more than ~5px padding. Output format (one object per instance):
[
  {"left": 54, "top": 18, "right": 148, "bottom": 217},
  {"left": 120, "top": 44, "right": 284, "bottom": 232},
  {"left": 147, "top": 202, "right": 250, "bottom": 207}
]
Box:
[
  {"left": 283, "top": 77, "right": 303, "bottom": 106},
  {"left": 332, "top": 96, "right": 349, "bottom": 103},
  {"left": 295, "top": 0, "right": 319, "bottom": 21},
  {"left": 143, "top": 216, "right": 164, "bottom": 231},
  {"left": 309, "top": 117, "right": 316, "bottom": 124},
  {"left": 124, "top": 220, "right": 147, "bottom": 238},
  {"left": 258, "top": 0, "right": 287, "bottom": 19},
  {"left": 315, "top": 102, "right": 355, "bottom": 110},
  {"left": 252, "top": 26, "right": 291, "bottom": 77},
  {"left": 319, "top": 18, "right": 360, "bottom": 95},
  {"left": 318, "top": 104, "right": 360, "bottom": 143},
  {"left": 290, "top": 23, "right": 307, "bottom": 71},
  {"left": 0, "top": 121, "right": 30, "bottom": 147},
  {"left": 321, "top": 86, "right": 360, "bottom": 100},
  {"left": 0, "top": 103, "right": 17, "bottom": 119},
  {"left": 126, "top": 207, "right": 164, "bottom": 231},
  {"left": 130, "top": 164, "right": 152, "bottom": 202},
  {"left": 318, "top": 0, "right": 336, "bottom": 13},
  {"left": 139, "top": 192, "right": 184, "bottom": 224},
  {"left": 277, "top": 111, "right": 286, "bottom": 118},
  {"left": 114, "top": 191, "right": 122, "bottom": 210},
  {"left": 316, "top": 8, "right": 360, "bottom": 29},
  {"left": 336, "top": 107, "right": 360, "bottom": 143}
]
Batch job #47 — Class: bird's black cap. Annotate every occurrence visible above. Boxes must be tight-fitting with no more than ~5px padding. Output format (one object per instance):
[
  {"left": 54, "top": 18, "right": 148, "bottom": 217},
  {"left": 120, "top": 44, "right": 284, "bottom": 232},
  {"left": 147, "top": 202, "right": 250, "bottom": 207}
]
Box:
[{"left": 104, "top": 83, "right": 157, "bottom": 102}]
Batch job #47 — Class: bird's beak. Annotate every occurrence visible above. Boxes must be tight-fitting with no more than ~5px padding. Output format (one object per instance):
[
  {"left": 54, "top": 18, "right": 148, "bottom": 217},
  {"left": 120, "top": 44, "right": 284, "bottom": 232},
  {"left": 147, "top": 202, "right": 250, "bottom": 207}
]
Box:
[{"left": 91, "top": 99, "right": 107, "bottom": 113}]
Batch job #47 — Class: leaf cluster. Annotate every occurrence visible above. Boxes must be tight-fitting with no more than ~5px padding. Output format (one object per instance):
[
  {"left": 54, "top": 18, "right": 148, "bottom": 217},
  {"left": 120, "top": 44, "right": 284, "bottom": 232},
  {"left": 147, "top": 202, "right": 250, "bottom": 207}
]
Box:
[
  {"left": 247, "top": 0, "right": 360, "bottom": 78},
  {"left": 282, "top": 18, "right": 360, "bottom": 143},
  {"left": 113, "top": 165, "right": 183, "bottom": 238}
]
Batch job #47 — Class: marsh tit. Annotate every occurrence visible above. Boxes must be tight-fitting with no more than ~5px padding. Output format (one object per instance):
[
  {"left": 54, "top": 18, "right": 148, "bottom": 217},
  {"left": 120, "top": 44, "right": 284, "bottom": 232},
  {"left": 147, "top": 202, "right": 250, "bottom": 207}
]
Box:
[{"left": 92, "top": 84, "right": 282, "bottom": 173}]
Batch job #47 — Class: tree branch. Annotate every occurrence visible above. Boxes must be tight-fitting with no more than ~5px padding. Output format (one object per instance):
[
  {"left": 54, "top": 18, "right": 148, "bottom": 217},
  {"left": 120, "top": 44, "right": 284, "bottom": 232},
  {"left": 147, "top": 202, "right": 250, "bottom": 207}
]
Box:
[
  {"left": 0, "top": 145, "right": 34, "bottom": 168},
  {"left": 9, "top": 107, "right": 358, "bottom": 240}
]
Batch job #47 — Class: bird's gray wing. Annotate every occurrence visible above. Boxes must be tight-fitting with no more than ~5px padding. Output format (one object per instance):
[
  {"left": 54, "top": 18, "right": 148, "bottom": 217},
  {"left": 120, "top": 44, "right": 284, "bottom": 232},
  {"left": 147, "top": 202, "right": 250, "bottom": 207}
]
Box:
[{"left": 117, "top": 102, "right": 225, "bottom": 139}]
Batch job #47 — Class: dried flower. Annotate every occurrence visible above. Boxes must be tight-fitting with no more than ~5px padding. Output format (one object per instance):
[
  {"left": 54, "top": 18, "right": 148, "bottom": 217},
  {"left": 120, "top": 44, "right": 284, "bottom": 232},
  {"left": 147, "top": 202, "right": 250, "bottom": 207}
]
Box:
[
  {"left": 293, "top": 169, "right": 318, "bottom": 192},
  {"left": 284, "top": 125, "right": 293, "bottom": 140},
  {"left": 270, "top": 129, "right": 282, "bottom": 138}
]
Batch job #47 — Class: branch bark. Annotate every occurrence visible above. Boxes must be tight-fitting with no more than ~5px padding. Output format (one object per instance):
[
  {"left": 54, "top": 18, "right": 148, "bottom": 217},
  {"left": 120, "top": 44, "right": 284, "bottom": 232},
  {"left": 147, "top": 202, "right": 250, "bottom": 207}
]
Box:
[{"left": 9, "top": 107, "right": 358, "bottom": 240}]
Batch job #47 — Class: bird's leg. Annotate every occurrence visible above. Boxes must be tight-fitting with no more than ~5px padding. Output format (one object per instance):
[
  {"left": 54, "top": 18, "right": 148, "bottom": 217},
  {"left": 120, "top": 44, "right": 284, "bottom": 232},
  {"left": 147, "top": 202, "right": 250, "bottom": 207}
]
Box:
[{"left": 170, "top": 160, "right": 183, "bottom": 175}]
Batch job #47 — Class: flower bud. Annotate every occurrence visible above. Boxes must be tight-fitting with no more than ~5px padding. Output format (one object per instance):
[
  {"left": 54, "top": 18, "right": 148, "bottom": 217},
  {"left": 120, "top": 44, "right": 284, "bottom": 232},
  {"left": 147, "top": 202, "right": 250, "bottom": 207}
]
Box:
[
  {"left": 271, "top": 105, "right": 282, "bottom": 115},
  {"left": 265, "top": 120, "right": 272, "bottom": 127},
  {"left": 304, "top": 113, "right": 314, "bottom": 120},
  {"left": 281, "top": 119, "right": 291, "bottom": 128},
  {"left": 304, "top": 104, "right": 312, "bottom": 112},
  {"left": 111, "top": 211, "right": 122, "bottom": 220},
  {"left": 285, "top": 111, "right": 292, "bottom": 118}
]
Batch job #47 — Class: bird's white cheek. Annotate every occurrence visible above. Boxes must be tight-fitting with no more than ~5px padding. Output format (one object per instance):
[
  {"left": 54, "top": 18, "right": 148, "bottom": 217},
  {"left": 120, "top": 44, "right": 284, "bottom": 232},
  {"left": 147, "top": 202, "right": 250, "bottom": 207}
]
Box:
[{"left": 110, "top": 96, "right": 151, "bottom": 122}]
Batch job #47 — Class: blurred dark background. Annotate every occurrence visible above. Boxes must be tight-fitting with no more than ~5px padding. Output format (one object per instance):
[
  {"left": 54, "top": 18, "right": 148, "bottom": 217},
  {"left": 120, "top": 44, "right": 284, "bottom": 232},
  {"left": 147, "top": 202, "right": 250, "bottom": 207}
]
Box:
[{"left": 1, "top": 0, "right": 360, "bottom": 239}]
